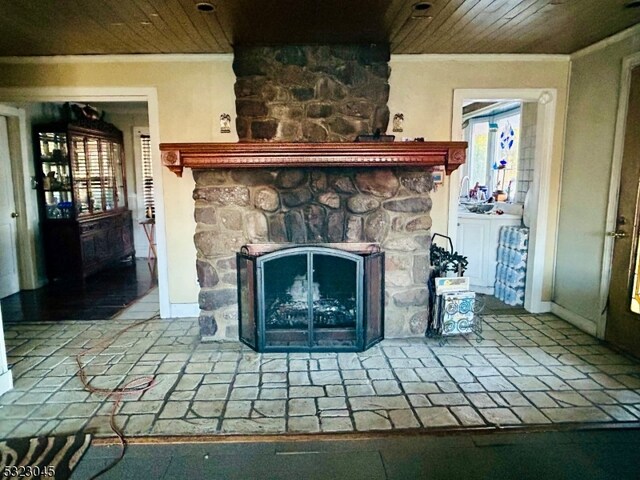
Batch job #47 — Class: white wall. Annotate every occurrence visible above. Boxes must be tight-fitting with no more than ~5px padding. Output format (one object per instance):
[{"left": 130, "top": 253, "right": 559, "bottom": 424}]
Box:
[{"left": 554, "top": 28, "right": 640, "bottom": 332}]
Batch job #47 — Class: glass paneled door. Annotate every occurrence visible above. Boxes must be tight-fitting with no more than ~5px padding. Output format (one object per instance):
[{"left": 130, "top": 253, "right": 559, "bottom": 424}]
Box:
[
  {"left": 259, "top": 248, "right": 362, "bottom": 351},
  {"left": 607, "top": 65, "right": 640, "bottom": 357},
  {"left": 261, "top": 251, "right": 313, "bottom": 349},
  {"left": 237, "top": 245, "right": 384, "bottom": 352}
]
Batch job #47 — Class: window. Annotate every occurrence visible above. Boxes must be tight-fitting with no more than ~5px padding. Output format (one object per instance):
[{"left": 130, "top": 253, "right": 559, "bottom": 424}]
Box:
[
  {"left": 468, "top": 121, "right": 490, "bottom": 188},
  {"left": 463, "top": 106, "right": 521, "bottom": 198},
  {"left": 140, "top": 133, "right": 154, "bottom": 218}
]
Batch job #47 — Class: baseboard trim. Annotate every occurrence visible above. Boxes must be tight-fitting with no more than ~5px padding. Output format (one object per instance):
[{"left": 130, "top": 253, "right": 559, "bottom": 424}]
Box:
[
  {"left": 169, "top": 303, "right": 200, "bottom": 318},
  {"left": 0, "top": 369, "right": 14, "bottom": 396},
  {"left": 551, "top": 303, "right": 597, "bottom": 337},
  {"left": 471, "top": 286, "right": 494, "bottom": 295},
  {"left": 528, "top": 300, "right": 552, "bottom": 314}
]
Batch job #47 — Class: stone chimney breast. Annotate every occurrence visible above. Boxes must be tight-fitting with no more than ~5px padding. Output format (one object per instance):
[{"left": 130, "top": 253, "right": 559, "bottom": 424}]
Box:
[{"left": 233, "top": 45, "right": 391, "bottom": 142}]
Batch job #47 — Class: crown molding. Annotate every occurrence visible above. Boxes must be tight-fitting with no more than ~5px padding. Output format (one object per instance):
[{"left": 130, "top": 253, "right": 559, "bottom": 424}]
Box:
[
  {"left": 390, "top": 54, "right": 570, "bottom": 63},
  {"left": 571, "top": 24, "right": 640, "bottom": 59},
  {"left": 0, "top": 52, "right": 573, "bottom": 65},
  {"left": 0, "top": 53, "right": 234, "bottom": 64}
]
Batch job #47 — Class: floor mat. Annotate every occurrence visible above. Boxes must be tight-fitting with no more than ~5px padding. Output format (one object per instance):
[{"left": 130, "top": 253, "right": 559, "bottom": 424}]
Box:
[{"left": 0, "top": 433, "right": 91, "bottom": 479}]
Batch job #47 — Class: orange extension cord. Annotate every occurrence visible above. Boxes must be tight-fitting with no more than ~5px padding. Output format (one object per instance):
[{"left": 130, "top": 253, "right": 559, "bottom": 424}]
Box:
[{"left": 76, "top": 317, "right": 158, "bottom": 479}]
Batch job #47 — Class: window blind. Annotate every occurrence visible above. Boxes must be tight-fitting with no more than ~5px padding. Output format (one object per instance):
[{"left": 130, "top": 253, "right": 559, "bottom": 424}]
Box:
[{"left": 140, "top": 134, "right": 155, "bottom": 218}]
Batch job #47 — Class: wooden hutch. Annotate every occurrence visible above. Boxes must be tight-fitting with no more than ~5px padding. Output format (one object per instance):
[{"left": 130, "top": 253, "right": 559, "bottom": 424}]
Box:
[{"left": 34, "top": 117, "right": 134, "bottom": 281}]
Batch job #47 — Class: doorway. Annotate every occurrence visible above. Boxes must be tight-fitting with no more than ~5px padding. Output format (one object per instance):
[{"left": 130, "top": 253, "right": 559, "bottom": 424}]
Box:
[
  {"left": 0, "top": 96, "right": 162, "bottom": 324},
  {"left": 605, "top": 65, "right": 640, "bottom": 357},
  {"left": 0, "top": 87, "right": 168, "bottom": 316},
  {"left": 456, "top": 101, "right": 530, "bottom": 310},
  {"left": 450, "top": 89, "right": 558, "bottom": 314}
]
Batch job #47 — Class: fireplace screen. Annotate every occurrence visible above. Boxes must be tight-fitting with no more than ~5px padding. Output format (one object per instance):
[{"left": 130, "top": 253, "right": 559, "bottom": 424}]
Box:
[{"left": 237, "top": 245, "right": 384, "bottom": 352}]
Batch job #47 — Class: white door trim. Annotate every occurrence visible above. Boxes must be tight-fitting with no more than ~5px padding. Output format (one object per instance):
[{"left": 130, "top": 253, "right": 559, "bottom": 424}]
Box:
[
  {"left": 450, "top": 88, "right": 558, "bottom": 313},
  {"left": 0, "top": 87, "right": 171, "bottom": 319},
  {"left": 599, "top": 52, "right": 640, "bottom": 339},
  {"left": 0, "top": 297, "right": 13, "bottom": 396}
]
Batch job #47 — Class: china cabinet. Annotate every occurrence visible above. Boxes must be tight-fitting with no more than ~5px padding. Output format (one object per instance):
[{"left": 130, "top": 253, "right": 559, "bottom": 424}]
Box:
[{"left": 34, "top": 119, "right": 134, "bottom": 280}]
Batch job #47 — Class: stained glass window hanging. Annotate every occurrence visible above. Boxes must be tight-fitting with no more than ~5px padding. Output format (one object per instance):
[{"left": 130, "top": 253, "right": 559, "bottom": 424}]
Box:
[{"left": 493, "top": 117, "right": 520, "bottom": 193}]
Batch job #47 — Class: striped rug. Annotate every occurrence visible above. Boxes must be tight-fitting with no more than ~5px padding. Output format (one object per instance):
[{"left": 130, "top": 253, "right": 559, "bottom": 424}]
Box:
[{"left": 0, "top": 433, "right": 91, "bottom": 479}]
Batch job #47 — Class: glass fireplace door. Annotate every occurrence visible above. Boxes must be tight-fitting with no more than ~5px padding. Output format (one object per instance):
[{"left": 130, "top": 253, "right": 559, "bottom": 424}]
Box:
[
  {"left": 257, "top": 247, "right": 363, "bottom": 352},
  {"left": 237, "top": 253, "right": 258, "bottom": 350},
  {"left": 261, "top": 251, "right": 310, "bottom": 349},
  {"left": 311, "top": 253, "right": 359, "bottom": 348}
]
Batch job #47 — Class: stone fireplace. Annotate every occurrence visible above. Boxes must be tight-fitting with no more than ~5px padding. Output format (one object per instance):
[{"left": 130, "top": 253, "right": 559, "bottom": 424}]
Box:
[
  {"left": 160, "top": 44, "right": 466, "bottom": 342},
  {"left": 191, "top": 165, "right": 440, "bottom": 341}
]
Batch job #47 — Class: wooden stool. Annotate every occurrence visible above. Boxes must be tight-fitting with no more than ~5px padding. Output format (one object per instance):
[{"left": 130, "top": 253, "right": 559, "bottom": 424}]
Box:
[{"left": 139, "top": 218, "right": 157, "bottom": 260}]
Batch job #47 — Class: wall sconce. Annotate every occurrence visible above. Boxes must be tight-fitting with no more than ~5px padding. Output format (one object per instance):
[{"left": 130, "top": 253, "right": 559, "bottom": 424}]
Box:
[
  {"left": 220, "top": 113, "right": 231, "bottom": 134},
  {"left": 392, "top": 113, "right": 404, "bottom": 132}
]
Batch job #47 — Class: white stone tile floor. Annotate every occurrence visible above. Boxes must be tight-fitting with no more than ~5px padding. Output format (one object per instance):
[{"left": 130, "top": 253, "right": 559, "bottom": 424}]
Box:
[
  {"left": 111, "top": 287, "right": 160, "bottom": 321},
  {"left": 1, "top": 292, "right": 640, "bottom": 439}
]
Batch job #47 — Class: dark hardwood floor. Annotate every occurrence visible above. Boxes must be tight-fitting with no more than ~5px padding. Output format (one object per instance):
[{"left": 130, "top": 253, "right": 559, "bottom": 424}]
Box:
[{"left": 0, "top": 259, "right": 157, "bottom": 323}]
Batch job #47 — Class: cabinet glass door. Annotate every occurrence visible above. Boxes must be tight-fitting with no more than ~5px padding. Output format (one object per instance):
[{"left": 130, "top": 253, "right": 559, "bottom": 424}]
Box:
[
  {"left": 100, "top": 141, "right": 115, "bottom": 210},
  {"left": 113, "top": 143, "right": 125, "bottom": 209},
  {"left": 72, "top": 137, "right": 89, "bottom": 216},
  {"left": 39, "top": 132, "right": 73, "bottom": 219},
  {"left": 86, "top": 138, "right": 103, "bottom": 213}
]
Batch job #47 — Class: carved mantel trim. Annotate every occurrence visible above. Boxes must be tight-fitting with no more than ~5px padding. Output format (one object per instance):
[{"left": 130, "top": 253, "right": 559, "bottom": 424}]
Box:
[{"left": 160, "top": 142, "right": 467, "bottom": 177}]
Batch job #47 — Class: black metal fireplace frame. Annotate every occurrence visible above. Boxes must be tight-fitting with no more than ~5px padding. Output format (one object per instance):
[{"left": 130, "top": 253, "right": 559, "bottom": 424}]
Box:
[{"left": 237, "top": 245, "right": 384, "bottom": 353}]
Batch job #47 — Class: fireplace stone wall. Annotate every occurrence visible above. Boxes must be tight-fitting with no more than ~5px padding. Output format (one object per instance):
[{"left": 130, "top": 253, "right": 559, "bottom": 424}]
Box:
[{"left": 193, "top": 167, "right": 434, "bottom": 340}]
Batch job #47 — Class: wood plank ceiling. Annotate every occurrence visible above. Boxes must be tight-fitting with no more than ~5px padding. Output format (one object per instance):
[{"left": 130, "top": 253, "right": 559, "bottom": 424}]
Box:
[{"left": 0, "top": 0, "right": 638, "bottom": 56}]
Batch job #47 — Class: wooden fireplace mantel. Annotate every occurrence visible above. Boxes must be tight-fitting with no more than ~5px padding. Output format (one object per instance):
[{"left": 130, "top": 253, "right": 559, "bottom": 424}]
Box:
[{"left": 159, "top": 141, "right": 467, "bottom": 177}]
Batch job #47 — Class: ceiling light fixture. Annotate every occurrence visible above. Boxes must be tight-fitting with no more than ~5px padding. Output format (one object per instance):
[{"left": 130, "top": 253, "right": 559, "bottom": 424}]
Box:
[
  {"left": 411, "top": 2, "right": 432, "bottom": 19},
  {"left": 413, "top": 2, "right": 432, "bottom": 11},
  {"left": 196, "top": 2, "right": 215, "bottom": 12}
]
